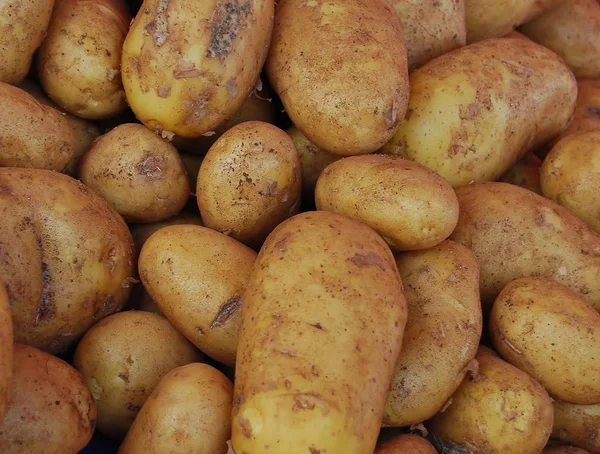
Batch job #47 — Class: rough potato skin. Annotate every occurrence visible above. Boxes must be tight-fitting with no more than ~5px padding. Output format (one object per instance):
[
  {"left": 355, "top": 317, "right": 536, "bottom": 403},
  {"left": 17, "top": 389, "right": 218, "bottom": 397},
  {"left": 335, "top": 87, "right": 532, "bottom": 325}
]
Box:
[
  {"left": 37, "top": 0, "right": 130, "bottom": 119},
  {"left": 0, "top": 168, "right": 135, "bottom": 353},
  {"left": 232, "top": 211, "right": 407, "bottom": 454},
  {"left": 119, "top": 364, "right": 233, "bottom": 454},
  {"left": 553, "top": 401, "right": 600, "bottom": 452},
  {"left": 0, "top": 344, "right": 96, "bottom": 454},
  {"left": 544, "top": 446, "right": 591, "bottom": 454},
  {"left": 267, "top": 0, "right": 409, "bottom": 156},
  {"left": 376, "top": 435, "right": 437, "bottom": 454},
  {"left": 384, "top": 241, "right": 482, "bottom": 427},
  {"left": 382, "top": 38, "right": 576, "bottom": 188},
  {"left": 450, "top": 182, "right": 600, "bottom": 313},
  {"left": 0, "top": 283, "right": 12, "bottom": 423},
  {"left": 122, "top": 0, "right": 273, "bottom": 138},
  {"left": 499, "top": 153, "right": 542, "bottom": 194}
]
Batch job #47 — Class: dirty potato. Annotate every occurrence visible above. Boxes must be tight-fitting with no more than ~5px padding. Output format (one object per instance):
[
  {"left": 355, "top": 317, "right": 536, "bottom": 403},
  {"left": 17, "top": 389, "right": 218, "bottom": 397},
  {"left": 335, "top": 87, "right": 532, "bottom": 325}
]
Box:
[
  {"left": 0, "top": 283, "right": 12, "bottom": 423},
  {"left": 499, "top": 153, "right": 542, "bottom": 194},
  {"left": 553, "top": 401, "right": 600, "bottom": 452},
  {"left": 375, "top": 435, "right": 437, "bottom": 454}
]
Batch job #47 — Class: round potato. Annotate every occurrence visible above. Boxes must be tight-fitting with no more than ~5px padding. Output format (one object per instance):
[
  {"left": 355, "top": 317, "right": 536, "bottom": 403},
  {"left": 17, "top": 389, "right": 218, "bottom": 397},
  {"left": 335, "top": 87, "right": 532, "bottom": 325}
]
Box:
[
  {"left": 266, "top": 0, "right": 409, "bottom": 156},
  {"left": 553, "top": 401, "right": 600, "bottom": 452},
  {"left": 129, "top": 212, "right": 203, "bottom": 256},
  {"left": 544, "top": 447, "right": 590, "bottom": 454},
  {"left": 0, "top": 282, "right": 12, "bottom": 423},
  {"left": 429, "top": 346, "right": 554, "bottom": 454},
  {"left": 197, "top": 121, "right": 301, "bottom": 246},
  {"left": 382, "top": 38, "right": 576, "bottom": 188},
  {"left": 0, "top": 344, "right": 96, "bottom": 454},
  {"left": 73, "top": 311, "right": 203, "bottom": 439},
  {"left": 119, "top": 363, "right": 233, "bottom": 454},
  {"left": 499, "top": 153, "right": 542, "bottom": 194},
  {"left": 315, "top": 155, "right": 459, "bottom": 251},
  {"left": 376, "top": 435, "right": 437, "bottom": 454},
  {"left": 79, "top": 123, "right": 190, "bottom": 223}
]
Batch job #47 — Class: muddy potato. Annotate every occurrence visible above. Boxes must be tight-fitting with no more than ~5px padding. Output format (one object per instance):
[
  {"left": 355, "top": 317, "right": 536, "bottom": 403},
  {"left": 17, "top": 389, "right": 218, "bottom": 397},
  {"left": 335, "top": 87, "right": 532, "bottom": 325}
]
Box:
[
  {"left": 382, "top": 38, "right": 576, "bottom": 188},
  {"left": 316, "top": 155, "right": 459, "bottom": 251},
  {"left": 0, "top": 283, "right": 12, "bottom": 423},
  {"left": 119, "top": 363, "right": 232, "bottom": 454},
  {"left": 499, "top": 153, "right": 542, "bottom": 194},
  {"left": 376, "top": 435, "right": 437, "bottom": 454},
  {"left": 197, "top": 121, "right": 301, "bottom": 246},
  {"left": 267, "top": 0, "right": 409, "bottom": 156},
  {"left": 0, "top": 344, "right": 95, "bottom": 454},
  {"left": 544, "top": 447, "right": 591, "bottom": 454},
  {"left": 232, "top": 211, "right": 407, "bottom": 454},
  {"left": 520, "top": 0, "right": 600, "bottom": 79},
  {"left": 553, "top": 401, "right": 600, "bottom": 452},
  {"left": 73, "top": 311, "right": 203, "bottom": 439}
]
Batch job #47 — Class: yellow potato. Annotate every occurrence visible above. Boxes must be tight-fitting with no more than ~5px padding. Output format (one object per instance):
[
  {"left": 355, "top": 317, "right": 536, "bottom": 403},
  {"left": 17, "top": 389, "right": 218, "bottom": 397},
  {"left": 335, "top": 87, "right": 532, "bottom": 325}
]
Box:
[
  {"left": 0, "top": 282, "right": 12, "bottom": 423},
  {"left": 315, "top": 155, "right": 459, "bottom": 251},
  {"left": 73, "top": 311, "right": 204, "bottom": 439},
  {"left": 232, "top": 211, "right": 407, "bottom": 454},
  {"left": 129, "top": 212, "right": 203, "bottom": 256},
  {"left": 544, "top": 447, "right": 591, "bottom": 454},
  {"left": 119, "top": 363, "right": 233, "bottom": 454},
  {"left": 553, "top": 401, "right": 600, "bottom": 452},
  {"left": 267, "top": 0, "right": 409, "bottom": 156},
  {"left": 375, "top": 434, "right": 437, "bottom": 453},
  {"left": 138, "top": 225, "right": 257, "bottom": 366},
  {"left": 0, "top": 344, "right": 96, "bottom": 454},
  {"left": 429, "top": 346, "right": 554, "bottom": 454},
  {"left": 499, "top": 153, "right": 542, "bottom": 194},
  {"left": 37, "top": 0, "right": 130, "bottom": 119},
  {"left": 382, "top": 38, "right": 576, "bottom": 188},
  {"left": 122, "top": 0, "right": 273, "bottom": 138}
]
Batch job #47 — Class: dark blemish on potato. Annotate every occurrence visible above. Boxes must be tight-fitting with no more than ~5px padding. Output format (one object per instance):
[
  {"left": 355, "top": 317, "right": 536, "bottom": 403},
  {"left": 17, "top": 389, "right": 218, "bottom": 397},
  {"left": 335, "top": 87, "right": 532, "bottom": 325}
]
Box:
[
  {"left": 125, "top": 355, "right": 134, "bottom": 365},
  {"left": 146, "top": 0, "right": 170, "bottom": 47},
  {"left": 432, "top": 0, "right": 440, "bottom": 5},
  {"left": 239, "top": 415, "right": 252, "bottom": 438},
  {"left": 207, "top": 0, "right": 252, "bottom": 60},
  {"left": 430, "top": 436, "right": 471, "bottom": 454},
  {"left": 459, "top": 103, "right": 479, "bottom": 120},
  {"left": 259, "top": 180, "right": 278, "bottom": 196},
  {"left": 464, "top": 358, "right": 480, "bottom": 382},
  {"left": 293, "top": 394, "right": 316, "bottom": 412},
  {"left": 173, "top": 61, "right": 204, "bottom": 79},
  {"left": 310, "top": 322, "right": 324, "bottom": 330},
  {"left": 210, "top": 295, "right": 241, "bottom": 329},
  {"left": 127, "top": 403, "right": 141, "bottom": 412},
  {"left": 156, "top": 86, "right": 171, "bottom": 98},
  {"left": 309, "top": 448, "right": 321, "bottom": 454},
  {"left": 34, "top": 238, "right": 55, "bottom": 325},
  {"left": 55, "top": 400, "right": 60, "bottom": 406},
  {"left": 589, "top": 107, "right": 600, "bottom": 117},
  {"left": 118, "top": 371, "right": 130, "bottom": 384},
  {"left": 0, "top": 185, "right": 15, "bottom": 196},
  {"left": 347, "top": 252, "right": 385, "bottom": 270},
  {"left": 383, "top": 96, "right": 401, "bottom": 128},
  {"left": 136, "top": 154, "right": 164, "bottom": 180}
]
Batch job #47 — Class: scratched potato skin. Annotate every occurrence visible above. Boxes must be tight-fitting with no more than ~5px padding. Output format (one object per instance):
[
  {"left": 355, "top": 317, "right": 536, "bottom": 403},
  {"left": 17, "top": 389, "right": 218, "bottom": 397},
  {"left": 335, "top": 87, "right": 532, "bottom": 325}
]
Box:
[
  {"left": 375, "top": 434, "right": 437, "bottom": 454},
  {"left": 553, "top": 401, "right": 600, "bottom": 452},
  {"left": 122, "top": 0, "right": 273, "bottom": 138},
  {"left": 232, "top": 211, "right": 407, "bottom": 454},
  {"left": 0, "top": 282, "right": 12, "bottom": 423}
]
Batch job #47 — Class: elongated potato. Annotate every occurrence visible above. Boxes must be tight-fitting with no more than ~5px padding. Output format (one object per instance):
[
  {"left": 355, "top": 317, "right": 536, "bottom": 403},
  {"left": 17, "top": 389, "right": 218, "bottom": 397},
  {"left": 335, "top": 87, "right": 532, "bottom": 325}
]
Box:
[
  {"left": 232, "top": 211, "right": 407, "bottom": 454},
  {"left": 544, "top": 447, "right": 590, "bottom": 454},
  {"left": 119, "top": 363, "right": 233, "bottom": 454},
  {"left": 553, "top": 401, "right": 600, "bottom": 452},
  {"left": 450, "top": 182, "right": 600, "bottom": 312},
  {"left": 384, "top": 241, "right": 482, "bottom": 426},
  {"left": 0, "top": 282, "right": 12, "bottom": 423},
  {"left": 122, "top": 0, "right": 273, "bottom": 138},
  {"left": 430, "top": 347, "right": 554, "bottom": 454},
  {"left": 0, "top": 344, "right": 96, "bottom": 454},
  {"left": 499, "top": 153, "right": 542, "bottom": 194},
  {"left": 376, "top": 434, "right": 437, "bottom": 453},
  {"left": 382, "top": 38, "right": 576, "bottom": 188},
  {"left": 316, "top": 155, "right": 459, "bottom": 251},
  {"left": 267, "top": 0, "right": 409, "bottom": 156}
]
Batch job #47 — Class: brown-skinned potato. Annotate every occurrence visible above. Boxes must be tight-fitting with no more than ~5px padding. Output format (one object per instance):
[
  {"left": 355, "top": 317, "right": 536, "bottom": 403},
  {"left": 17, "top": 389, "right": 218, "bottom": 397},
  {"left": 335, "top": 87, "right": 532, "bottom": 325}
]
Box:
[
  {"left": 0, "top": 282, "right": 12, "bottom": 423},
  {"left": 553, "top": 401, "right": 600, "bottom": 452},
  {"left": 375, "top": 434, "right": 437, "bottom": 453}
]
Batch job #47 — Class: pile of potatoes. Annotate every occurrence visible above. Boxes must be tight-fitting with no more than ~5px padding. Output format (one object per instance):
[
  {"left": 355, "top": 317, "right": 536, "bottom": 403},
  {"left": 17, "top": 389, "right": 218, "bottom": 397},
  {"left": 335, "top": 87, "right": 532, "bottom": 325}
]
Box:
[{"left": 0, "top": 0, "right": 599, "bottom": 452}]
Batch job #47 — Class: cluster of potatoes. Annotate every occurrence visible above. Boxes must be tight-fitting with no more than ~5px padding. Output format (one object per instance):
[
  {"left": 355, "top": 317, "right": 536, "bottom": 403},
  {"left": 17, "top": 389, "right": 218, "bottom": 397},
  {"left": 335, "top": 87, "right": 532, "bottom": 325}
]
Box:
[{"left": 0, "top": 0, "right": 599, "bottom": 453}]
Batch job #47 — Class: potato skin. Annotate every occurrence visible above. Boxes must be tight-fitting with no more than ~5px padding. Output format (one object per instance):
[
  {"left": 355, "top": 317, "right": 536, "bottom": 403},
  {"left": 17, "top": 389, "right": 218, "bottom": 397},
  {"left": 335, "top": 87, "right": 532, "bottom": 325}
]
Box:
[
  {"left": 119, "top": 363, "right": 233, "bottom": 454},
  {"left": 430, "top": 347, "right": 554, "bottom": 454},
  {"left": 129, "top": 212, "right": 203, "bottom": 255},
  {"left": 569, "top": 79, "right": 600, "bottom": 136},
  {"left": 499, "top": 153, "right": 542, "bottom": 194},
  {"left": 37, "top": 0, "right": 130, "bottom": 119},
  {"left": 382, "top": 38, "right": 576, "bottom": 188},
  {"left": 316, "top": 155, "right": 459, "bottom": 251},
  {"left": 138, "top": 225, "right": 257, "bottom": 366},
  {"left": 267, "top": 0, "right": 409, "bottom": 156},
  {"left": 232, "top": 211, "right": 407, "bottom": 454},
  {"left": 384, "top": 241, "right": 482, "bottom": 427},
  {"left": 0, "top": 282, "right": 12, "bottom": 423},
  {"left": 0, "top": 344, "right": 96, "bottom": 454},
  {"left": 375, "top": 434, "right": 437, "bottom": 454},
  {"left": 450, "top": 182, "right": 600, "bottom": 313},
  {"left": 553, "top": 401, "right": 600, "bottom": 452},
  {"left": 491, "top": 278, "right": 600, "bottom": 404},
  {"left": 0, "top": 168, "right": 135, "bottom": 353},
  {"left": 544, "top": 447, "right": 591, "bottom": 454},
  {"left": 122, "top": 0, "right": 273, "bottom": 138}
]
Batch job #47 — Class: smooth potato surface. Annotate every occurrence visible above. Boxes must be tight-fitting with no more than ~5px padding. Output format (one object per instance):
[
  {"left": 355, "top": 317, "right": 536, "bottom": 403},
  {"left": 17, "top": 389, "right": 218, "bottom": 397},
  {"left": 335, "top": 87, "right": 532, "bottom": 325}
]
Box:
[
  {"left": 553, "top": 401, "right": 600, "bottom": 452},
  {"left": 0, "top": 283, "right": 12, "bottom": 423},
  {"left": 375, "top": 434, "right": 437, "bottom": 453}
]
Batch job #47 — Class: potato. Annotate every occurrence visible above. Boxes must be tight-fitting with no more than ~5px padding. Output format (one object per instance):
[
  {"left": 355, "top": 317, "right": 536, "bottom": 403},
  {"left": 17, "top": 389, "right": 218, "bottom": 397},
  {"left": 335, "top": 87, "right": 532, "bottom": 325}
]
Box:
[
  {"left": 119, "top": 363, "right": 232, "bottom": 454},
  {"left": 122, "top": 0, "right": 273, "bottom": 138},
  {"left": 73, "top": 311, "right": 203, "bottom": 439},
  {"left": 553, "top": 401, "right": 600, "bottom": 452},
  {"left": 266, "top": 0, "right": 409, "bottom": 156},
  {"left": 499, "top": 153, "right": 542, "bottom": 194},
  {"left": 376, "top": 434, "right": 437, "bottom": 454},
  {"left": 520, "top": 0, "right": 600, "bottom": 79},
  {"left": 384, "top": 241, "right": 482, "bottom": 426},
  {"left": 0, "top": 344, "right": 95, "bottom": 454},
  {"left": 130, "top": 212, "right": 203, "bottom": 255},
  {"left": 544, "top": 447, "right": 591, "bottom": 454},
  {"left": 0, "top": 282, "right": 12, "bottom": 423},
  {"left": 382, "top": 38, "right": 576, "bottom": 188},
  {"left": 79, "top": 123, "right": 190, "bottom": 223},
  {"left": 450, "top": 182, "right": 600, "bottom": 313},
  {"left": 429, "top": 346, "right": 554, "bottom": 454},
  {"left": 390, "top": 0, "right": 466, "bottom": 71},
  {"left": 0, "top": 82, "right": 75, "bottom": 171},
  {"left": 315, "top": 155, "right": 459, "bottom": 251},
  {"left": 0, "top": 168, "right": 135, "bottom": 353},
  {"left": 232, "top": 211, "right": 407, "bottom": 454},
  {"left": 197, "top": 121, "right": 301, "bottom": 246},
  {"left": 491, "top": 278, "right": 600, "bottom": 404}
]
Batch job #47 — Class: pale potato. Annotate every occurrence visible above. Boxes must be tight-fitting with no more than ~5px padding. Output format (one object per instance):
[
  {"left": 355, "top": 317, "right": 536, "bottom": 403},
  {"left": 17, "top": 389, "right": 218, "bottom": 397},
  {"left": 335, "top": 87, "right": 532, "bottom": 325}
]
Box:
[{"left": 553, "top": 401, "right": 600, "bottom": 452}]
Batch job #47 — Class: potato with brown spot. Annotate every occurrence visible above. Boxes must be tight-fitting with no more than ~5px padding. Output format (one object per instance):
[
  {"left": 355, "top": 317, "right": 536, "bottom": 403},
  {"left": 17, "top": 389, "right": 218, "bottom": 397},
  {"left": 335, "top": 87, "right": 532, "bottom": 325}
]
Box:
[
  {"left": 499, "top": 153, "right": 542, "bottom": 194},
  {"left": 0, "top": 344, "right": 96, "bottom": 454},
  {"left": 232, "top": 211, "right": 407, "bottom": 454},
  {"left": 375, "top": 434, "right": 437, "bottom": 454},
  {"left": 544, "top": 446, "right": 591, "bottom": 454},
  {"left": 0, "top": 282, "right": 12, "bottom": 423},
  {"left": 119, "top": 363, "right": 232, "bottom": 454},
  {"left": 73, "top": 311, "right": 204, "bottom": 439},
  {"left": 553, "top": 401, "right": 600, "bottom": 452}
]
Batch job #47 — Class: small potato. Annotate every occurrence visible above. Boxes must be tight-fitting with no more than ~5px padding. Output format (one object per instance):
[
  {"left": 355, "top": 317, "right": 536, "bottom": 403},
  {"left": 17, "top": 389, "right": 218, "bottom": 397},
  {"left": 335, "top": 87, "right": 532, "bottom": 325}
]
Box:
[
  {"left": 499, "top": 153, "right": 542, "bottom": 194},
  {"left": 520, "top": 0, "right": 600, "bottom": 79},
  {"left": 316, "top": 155, "right": 459, "bottom": 251},
  {"left": 79, "top": 124, "right": 191, "bottom": 223},
  {"left": 544, "top": 447, "right": 590, "bottom": 454},
  {"left": 553, "top": 401, "right": 600, "bottom": 452},
  {"left": 0, "top": 282, "right": 12, "bottom": 423},
  {"left": 376, "top": 434, "right": 437, "bottom": 453},
  {"left": 119, "top": 363, "right": 233, "bottom": 454},
  {"left": 429, "top": 346, "right": 554, "bottom": 454},
  {"left": 37, "top": 0, "right": 130, "bottom": 119},
  {"left": 73, "top": 311, "right": 203, "bottom": 439},
  {"left": 129, "top": 212, "right": 203, "bottom": 255},
  {"left": 0, "top": 344, "right": 96, "bottom": 454},
  {"left": 197, "top": 121, "right": 301, "bottom": 246},
  {"left": 491, "top": 278, "right": 600, "bottom": 404}
]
